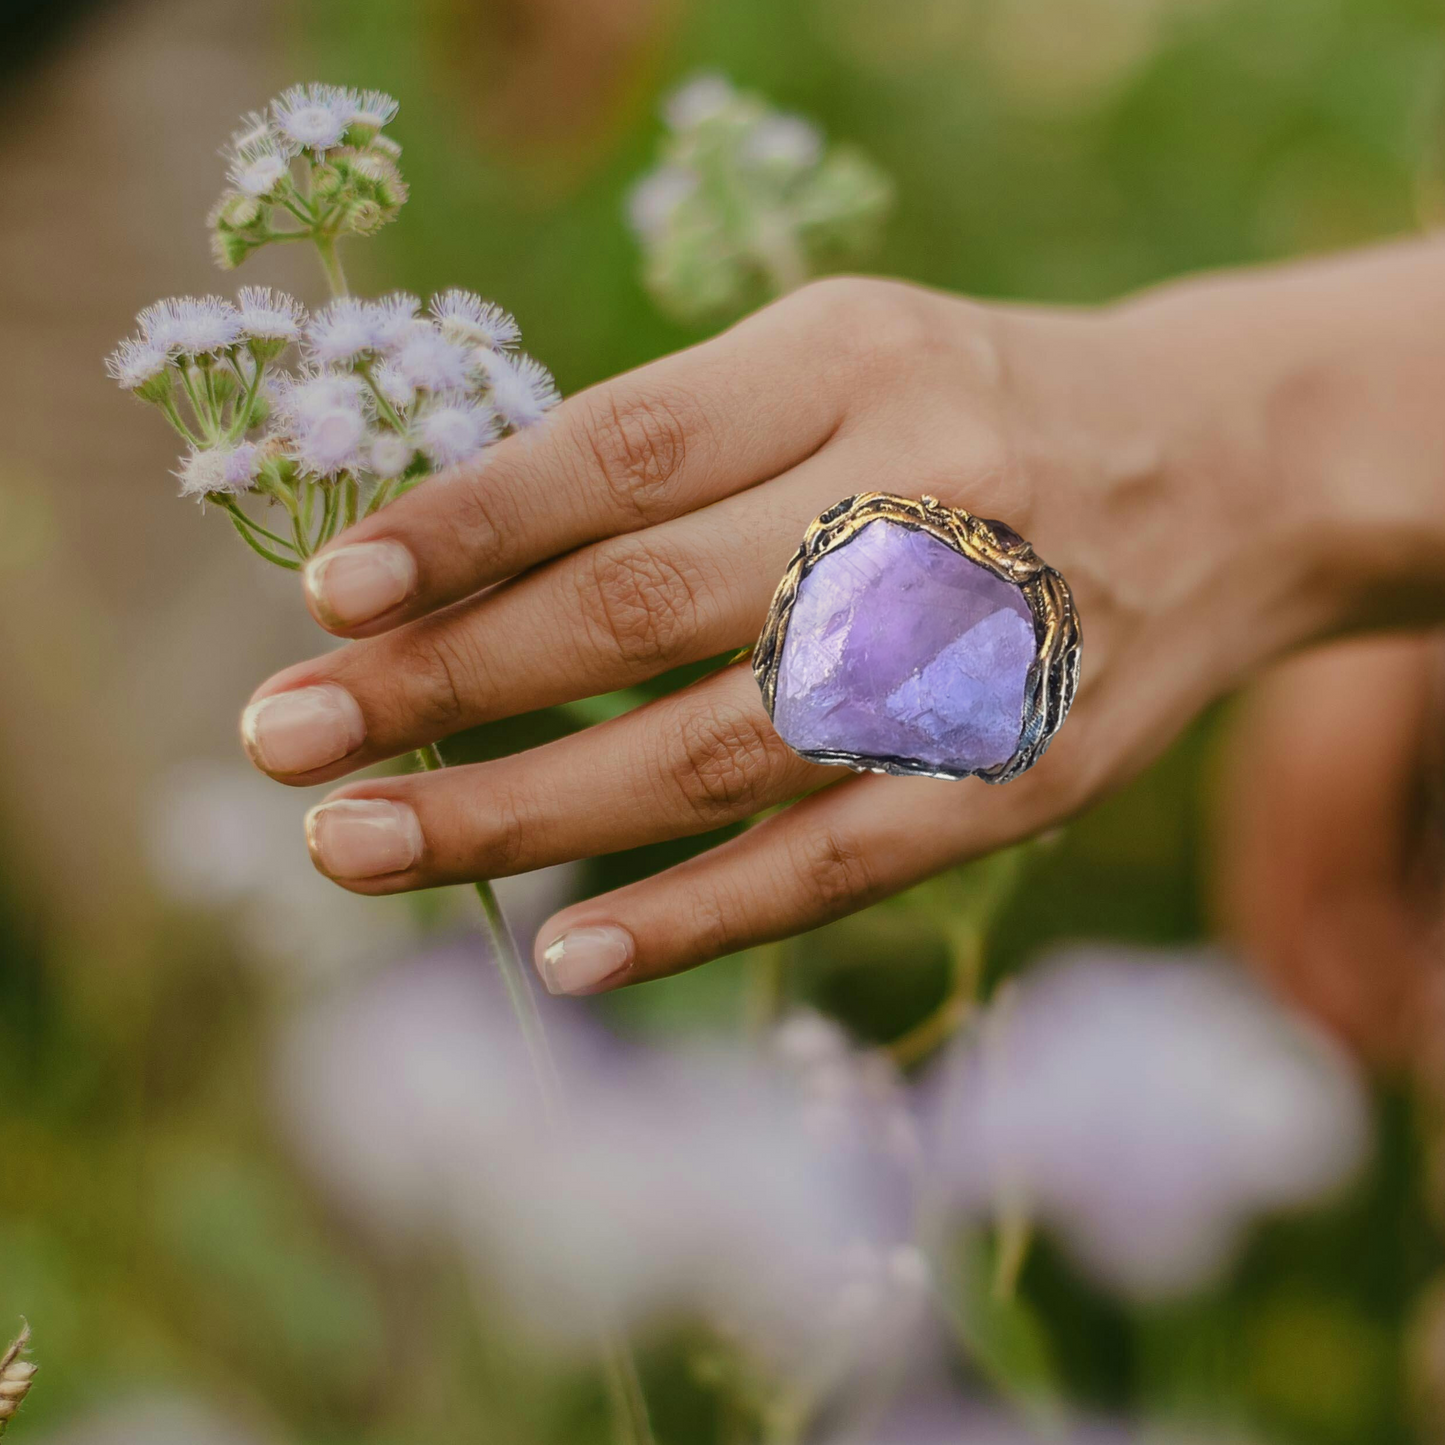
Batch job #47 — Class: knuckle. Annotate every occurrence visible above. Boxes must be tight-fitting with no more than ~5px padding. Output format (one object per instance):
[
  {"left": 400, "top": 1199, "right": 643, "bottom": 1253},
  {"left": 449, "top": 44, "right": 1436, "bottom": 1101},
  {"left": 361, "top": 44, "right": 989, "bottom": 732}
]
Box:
[
  {"left": 683, "top": 884, "right": 738, "bottom": 963},
  {"left": 476, "top": 787, "right": 531, "bottom": 877},
  {"left": 791, "top": 277, "right": 946, "bottom": 378},
  {"left": 794, "top": 827, "right": 881, "bottom": 918},
  {"left": 580, "top": 539, "right": 701, "bottom": 669},
  {"left": 580, "top": 386, "right": 703, "bottom": 524},
  {"left": 398, "top": 623, "right": 478, "bottom": 731},
  {"left": 432, "top": 471, "right": 516, "bottom": 576},
  {"left": 671, "top": 704, "right": 788, "bottom": 826}
]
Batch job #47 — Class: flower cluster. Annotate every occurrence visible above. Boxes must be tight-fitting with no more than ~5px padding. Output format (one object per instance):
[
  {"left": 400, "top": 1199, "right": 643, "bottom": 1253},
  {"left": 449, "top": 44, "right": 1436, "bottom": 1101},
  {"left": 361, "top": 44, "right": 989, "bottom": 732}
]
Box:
[
  {"left": 212, "top": 84, "right": 407, "bottom": 272},
  {"left": 105, "top": 88, "right": 558, "bottom": 568},
  {"left": 627, "top": 73, "right": 894, "bottom": 321}
]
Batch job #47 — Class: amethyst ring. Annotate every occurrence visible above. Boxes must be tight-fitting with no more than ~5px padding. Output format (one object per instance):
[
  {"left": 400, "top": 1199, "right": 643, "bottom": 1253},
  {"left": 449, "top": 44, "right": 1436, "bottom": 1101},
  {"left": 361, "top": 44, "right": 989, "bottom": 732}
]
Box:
[{"left": 753, "top": 493, "right": 1081, "bottom": 784}]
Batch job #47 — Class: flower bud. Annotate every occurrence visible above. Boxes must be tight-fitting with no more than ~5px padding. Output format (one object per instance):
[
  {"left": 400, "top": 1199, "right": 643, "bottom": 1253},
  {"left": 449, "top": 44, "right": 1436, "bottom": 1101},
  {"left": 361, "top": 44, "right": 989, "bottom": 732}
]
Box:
[
  {"left": 212, "top": 190, "right": 264, "bottom": 230},
  {"left": 0, "top": 1324, "right": 35, "bottom": 1433}
]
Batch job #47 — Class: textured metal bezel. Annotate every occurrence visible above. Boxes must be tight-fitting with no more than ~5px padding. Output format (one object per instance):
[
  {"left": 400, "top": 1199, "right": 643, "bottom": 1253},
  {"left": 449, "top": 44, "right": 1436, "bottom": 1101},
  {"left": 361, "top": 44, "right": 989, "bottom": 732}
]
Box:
[{"left": 753, "top": 492, "right": 1082, "bottom": 784}]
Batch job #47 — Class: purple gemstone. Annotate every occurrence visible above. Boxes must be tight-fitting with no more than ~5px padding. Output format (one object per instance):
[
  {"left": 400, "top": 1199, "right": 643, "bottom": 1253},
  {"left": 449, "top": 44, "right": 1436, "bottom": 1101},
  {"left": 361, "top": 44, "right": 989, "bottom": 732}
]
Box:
[{"left": 772, "top": 520, "right": 1036, "bottom": 774}]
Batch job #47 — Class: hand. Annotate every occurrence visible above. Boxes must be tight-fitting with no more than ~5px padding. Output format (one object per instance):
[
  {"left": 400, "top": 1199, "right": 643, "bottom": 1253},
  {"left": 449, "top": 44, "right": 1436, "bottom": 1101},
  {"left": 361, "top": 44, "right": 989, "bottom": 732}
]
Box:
[
  {"left": 1217, "top": 634, "right": 1445, "bottom": 1069},
  {"left": 241, "top": 254, "right": 1445, "bottom": 996}
]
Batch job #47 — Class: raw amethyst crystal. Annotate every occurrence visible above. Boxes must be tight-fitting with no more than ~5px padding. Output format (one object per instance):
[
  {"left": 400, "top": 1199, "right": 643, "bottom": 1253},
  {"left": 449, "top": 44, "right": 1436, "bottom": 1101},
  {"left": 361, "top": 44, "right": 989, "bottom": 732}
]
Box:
[{"left": 771, "top": 519, "right": 1037, "bottom": 775}]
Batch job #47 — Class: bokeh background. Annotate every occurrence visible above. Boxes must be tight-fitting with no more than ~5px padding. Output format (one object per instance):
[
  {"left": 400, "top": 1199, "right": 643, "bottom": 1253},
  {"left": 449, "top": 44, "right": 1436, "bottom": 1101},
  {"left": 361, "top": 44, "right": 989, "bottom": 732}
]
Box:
[{"left": 3, "top": 0, "right": 1445, "bottom": 1441}]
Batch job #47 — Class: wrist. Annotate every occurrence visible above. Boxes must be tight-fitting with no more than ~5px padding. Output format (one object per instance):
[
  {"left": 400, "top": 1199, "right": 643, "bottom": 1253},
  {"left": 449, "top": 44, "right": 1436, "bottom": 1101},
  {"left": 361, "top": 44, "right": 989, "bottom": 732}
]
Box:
[{"left": 1107, "top": 241, "right": 1445, "bottom": 646}]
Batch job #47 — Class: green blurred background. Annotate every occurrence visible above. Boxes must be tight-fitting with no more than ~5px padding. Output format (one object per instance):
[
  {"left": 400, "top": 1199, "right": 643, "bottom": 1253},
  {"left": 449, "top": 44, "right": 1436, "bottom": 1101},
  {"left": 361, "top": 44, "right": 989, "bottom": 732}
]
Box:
[{"left": 2, "top": 0, "right": 1445, "bottom": 1439}]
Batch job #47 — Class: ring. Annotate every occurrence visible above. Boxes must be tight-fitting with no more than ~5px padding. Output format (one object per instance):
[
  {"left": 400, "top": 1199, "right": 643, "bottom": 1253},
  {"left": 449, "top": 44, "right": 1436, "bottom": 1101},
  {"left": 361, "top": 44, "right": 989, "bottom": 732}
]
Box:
[{"left": 753, "top": 493, "right": 1081, "bottom": 784}]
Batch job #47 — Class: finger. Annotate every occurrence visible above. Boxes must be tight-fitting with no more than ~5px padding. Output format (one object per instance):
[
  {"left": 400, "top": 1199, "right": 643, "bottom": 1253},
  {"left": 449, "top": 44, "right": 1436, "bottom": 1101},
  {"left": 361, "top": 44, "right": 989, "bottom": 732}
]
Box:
[
  {"left": 300, "top": 663, "right": 838, "bottom": 893},
  {"left": 300, "top": 287, "right": 860, "bottom": 637},
  {"left": 529, "top": 732, "right": 1090, "bottom": 996},
  {"left": 1216, "top": 634, "right": 1440, "bottom": 1064},
  {"left": 243, "top": 440, "right": 892, "bottom": 785}
]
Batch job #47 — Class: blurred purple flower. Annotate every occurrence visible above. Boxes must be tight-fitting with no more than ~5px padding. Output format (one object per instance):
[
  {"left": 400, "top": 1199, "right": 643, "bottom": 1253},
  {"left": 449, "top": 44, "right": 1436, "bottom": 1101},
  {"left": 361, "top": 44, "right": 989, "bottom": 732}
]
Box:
[
  {"left": 277, "top": 972, "right": 925, "bottom": 1370},
  {"left": 928, "top": 948, "right": 1370, "bottom": 1299},
  {"left": 34, "top": 1398, "right": 270, "bottom": 1445}
]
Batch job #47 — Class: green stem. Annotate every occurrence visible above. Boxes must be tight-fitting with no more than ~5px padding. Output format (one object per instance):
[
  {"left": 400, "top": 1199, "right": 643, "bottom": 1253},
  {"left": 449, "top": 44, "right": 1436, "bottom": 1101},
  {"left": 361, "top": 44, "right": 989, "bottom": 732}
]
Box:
[
  {"left": 415, "top": 743, "right": 653, "bottom": 1445},
  {"left": 177, "top": 363, "right": 218, "bottom": 443},
  {"left": 314, "top": 234, "right": 349, "bottom": 298},
  {"left": 223, "top": 504, "right": 302, "bottom": 569},
  {"left": 417, "top": 744, "right": 560, "bottom": 1117},
  {"left": 224, "top": 356, "right": 265, "bottom": 443},
  {"left": 158, "top": 396, "right": 204, "bottom": 447},
  {"left": 887, "top": 926, "right": 985, "bottom": 1068}
]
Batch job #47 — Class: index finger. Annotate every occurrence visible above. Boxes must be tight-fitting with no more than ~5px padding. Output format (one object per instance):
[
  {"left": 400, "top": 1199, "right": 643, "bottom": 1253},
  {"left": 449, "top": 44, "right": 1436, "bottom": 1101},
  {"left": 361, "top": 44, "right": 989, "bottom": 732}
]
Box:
[{"left": 301, "top": 285, "right": 857, "bottom": 637}]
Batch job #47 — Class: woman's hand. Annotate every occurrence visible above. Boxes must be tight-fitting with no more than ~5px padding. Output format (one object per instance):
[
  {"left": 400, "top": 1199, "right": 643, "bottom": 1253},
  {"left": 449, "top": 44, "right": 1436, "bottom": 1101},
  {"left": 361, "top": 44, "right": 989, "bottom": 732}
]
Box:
[
  {"left": 1217, "top": 635, "right": 1445, "bottom": 1068},
  {"left": 241, "top": 249, "right": 1445, "bottom": 995}
]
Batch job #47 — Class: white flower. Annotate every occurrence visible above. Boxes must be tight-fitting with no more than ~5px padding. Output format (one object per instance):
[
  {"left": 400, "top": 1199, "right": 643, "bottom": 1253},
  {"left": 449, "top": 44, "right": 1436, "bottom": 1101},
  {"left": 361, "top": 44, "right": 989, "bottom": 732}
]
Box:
[
  {"left": 291, "top": 406, "right": 369, "bottom": 476},
  {"left": 370, "top": 360, "right": 416, "bottom": 411},
  {"left": 339, "top": 87, "right": 400, "bottom": 133},
  {"left": 270, "top": 369, "right": 369, "bottom": 428},
  {"left": 743, "top": 114, "right": 824, "bottom": 170},
  {"left": 225, "top": 128, "right": 292, "bottom": 197},
  {"left": 305, "top": 298, "right": 379, "bottom": 365},
  {"left": 228, "top": 109, "right": 283, "bottom": 156},
  {"left": 664, "top": 72, "right": 736, "bottom": 130},
  {"left": 236, "top": 286, "right": 305, "bottom": 344},
  {"left": 929, "top": 948, "right": 1370, "bottom": 1300},
  {"left": 394, "top": 326, "right": 475, "bottom": 393},
  {"left": 366, "top": 291, "right": 421, "bottom": 352},
  {"left": 416, "top": 397, "right": 499, "bottom": 467},
  {"left": 175, "top": 443, "right": 258, "bottom": 498},
  {"left": 139, "top": 296, "right": 243, "bottom": 357},
  {"left": 428, "top": 289, "right": 521, "bottom": 350},
  {"left": 370, "top": 431, "right": 414, "bottom": 479},
  {"left": 105, "top": 336, "right": 170, "bottom": 390},
  {"left": 271, "top": 82, "right": 349, "bottom": 154},
  {"left": 626, "top": 164, "right": 698, "bottom": 239},
  {"left": 478, "top": 351, "right": 560, "bottom": 431}
]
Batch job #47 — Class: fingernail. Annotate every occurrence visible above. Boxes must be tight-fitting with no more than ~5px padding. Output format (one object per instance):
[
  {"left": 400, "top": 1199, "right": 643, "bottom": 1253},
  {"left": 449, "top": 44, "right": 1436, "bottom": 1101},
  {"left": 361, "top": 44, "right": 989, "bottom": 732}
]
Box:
[
  {"left": 306, "top": 798, "right": 424, "bottom": 879},
  {"left": 305, "top": 541, "right": 417, "bottom": 628},
  {"left": 241, "top": 684, "right": 365, "bottom": 776},
  {"left": 537, "top": 926, "right": 634, "bottom": 996}
]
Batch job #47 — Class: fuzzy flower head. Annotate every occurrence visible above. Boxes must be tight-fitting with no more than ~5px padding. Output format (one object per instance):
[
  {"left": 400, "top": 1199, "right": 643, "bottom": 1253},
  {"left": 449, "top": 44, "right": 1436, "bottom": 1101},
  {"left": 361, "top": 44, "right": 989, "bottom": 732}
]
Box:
[
  {"left": 236, "top": 286, "right": 305, "bottom": 361},
  {"left": 665, "top": 72, "right": 737, "bottom": 130},
  {"left": 291, "top": 405, "right": 370, "bottom": 477},
  {"left": 305, "top": 298, "right": 380, "bottom": 367},
  {"left": 270, "top": 369, "right": 369, "bottom": 428},
  {"left": 366, "top": 292, "right": 422, "bottom": 353},
  {"left": 225, "top": 127, "right": 292, "bottom": 198},
  {"left": 429, "top": 290, "right": 520, "bottom": 350},
  {"left": 339, "top": 87, "right": 400, "bottom": 141},
  {"left": 176, "top": 442, "right": 261, "bottom": 498},
  {"left": 627, "top": 165, "right": 699, "bottom": 241},
  {"left": 394, "top": 325, "right": 475, "bottom": 393},
  {"left": 479, "top": 351, "right": 561, "bottom": 432},
  {"left": 417, "top": 397, "right": 498, "bottom": 468},
  {"left": 271, "top": 83, "right": 349, "bottom": 155},
  {"left": 370, "top": 430, "right": 416, "bottom": 480},
  {"left": 106, "top": 336, "right": 172, "bottom": 400},
  {"left": 139, "top": 296, "right": 243, "bottom": 358}
]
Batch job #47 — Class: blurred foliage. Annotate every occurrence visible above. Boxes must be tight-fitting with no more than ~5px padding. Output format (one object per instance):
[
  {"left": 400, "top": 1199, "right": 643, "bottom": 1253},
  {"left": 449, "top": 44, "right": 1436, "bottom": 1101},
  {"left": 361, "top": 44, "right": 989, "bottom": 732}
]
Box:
[{"left": 6, "top": 0, "right": 1445, "bottom": 1440}]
